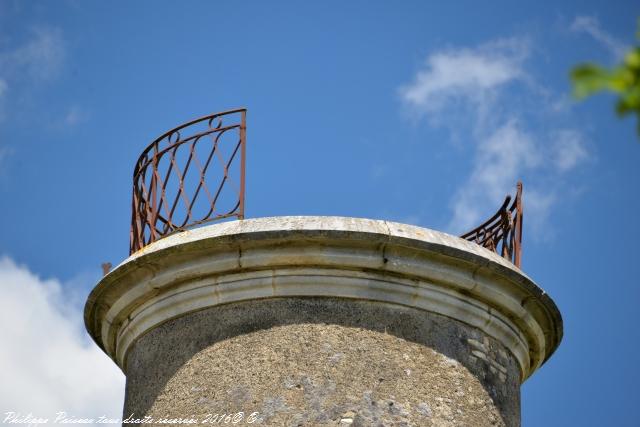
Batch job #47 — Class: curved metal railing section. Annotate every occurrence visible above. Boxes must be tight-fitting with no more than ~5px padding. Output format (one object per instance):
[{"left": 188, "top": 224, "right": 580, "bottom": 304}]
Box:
[
  {"left": 130, "top": 108, "right": 246, "bottom": 254},
  {"left": 460, "top": 182, "right": 523, "bottom": 268}
]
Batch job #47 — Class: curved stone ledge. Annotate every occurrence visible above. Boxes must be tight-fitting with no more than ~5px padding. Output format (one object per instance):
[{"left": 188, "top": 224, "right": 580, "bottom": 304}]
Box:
[{"left": 84, "top": 216, "right": 562, "bottom": 382}]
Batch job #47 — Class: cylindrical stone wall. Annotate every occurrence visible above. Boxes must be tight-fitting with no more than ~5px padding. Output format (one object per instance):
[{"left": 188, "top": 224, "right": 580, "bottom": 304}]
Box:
[{"left": 85, "top": 217, "right": 562, "bottom": 427}]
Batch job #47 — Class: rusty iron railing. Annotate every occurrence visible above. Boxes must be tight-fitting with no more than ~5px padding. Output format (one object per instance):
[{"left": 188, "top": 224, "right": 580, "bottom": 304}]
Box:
[
  {"left": 130, "top": 108, "right": 246, "bottom": 254},
  {"left": 460, "top": 182, "right": 523, "bottom": 268}
]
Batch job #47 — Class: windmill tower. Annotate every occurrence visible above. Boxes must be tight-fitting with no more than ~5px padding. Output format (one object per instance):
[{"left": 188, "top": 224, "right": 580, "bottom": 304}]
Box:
[{"left": 85, "top": 110, "right": 562, "bottom": 426}]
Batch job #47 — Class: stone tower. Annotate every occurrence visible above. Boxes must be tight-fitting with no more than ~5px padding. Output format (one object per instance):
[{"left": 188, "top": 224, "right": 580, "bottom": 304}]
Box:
[
  {"left": 85, "top": 110, "right": 561, "bottom": 426},
  {"left": 84, "top": 216, "right": 562, "bottom": 426}
]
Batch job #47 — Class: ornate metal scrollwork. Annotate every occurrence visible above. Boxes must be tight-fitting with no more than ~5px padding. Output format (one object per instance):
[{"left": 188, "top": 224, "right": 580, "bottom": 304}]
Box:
[
  {"left": 460, "top": 182, "right": 523, "bottom": 268},
  {"left": 130, "top": 108, "right": 246, "bottom": 254}
]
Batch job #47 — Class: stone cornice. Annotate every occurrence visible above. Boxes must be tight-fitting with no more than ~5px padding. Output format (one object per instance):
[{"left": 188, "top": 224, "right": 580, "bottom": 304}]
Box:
[{"left": 84, "top": 216, "right": 562, "bottom": 382}]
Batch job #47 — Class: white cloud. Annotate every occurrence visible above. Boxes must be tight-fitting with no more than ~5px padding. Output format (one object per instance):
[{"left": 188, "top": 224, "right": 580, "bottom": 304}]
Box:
[
  {"left": 0, "top": 79, "right": 7, "bottom": 98},
  {"left": 551, "top": 130, "right": 589, "bottom": 172},
  {"left": 0, "top": 26, "right": 67, "bottom": 156},
  {"left": 0, "top": 78, "right": 6, "bottom": 124},
  {"left": 400, "top": 38, "right": 528, "bottom": 119},
  {"left": 0, "top": 27, "right": 65, "bottom": 127},
  {"left": 1, "top": 27, "right": 65, "bottom": 81},
  {"left": 449, "top": 120, "right": 540, "bottom": 232},
  {"left": 63, "top": 106, "right": 87, "bottom": 127},
  {"left": 0, "top": 146, "right": 12, "bottom": 172},
  {"left": 0, "top": 257, "right": 124, "bottom": 423},
  {"left": 525, "top": 189, "right": 556, "bottom": 241},
  {"left": 570, "top": 16, "right": 627, "bottom": 60},
  {"left": 400, "top": 37, "right": 589, "bottom": 236}
]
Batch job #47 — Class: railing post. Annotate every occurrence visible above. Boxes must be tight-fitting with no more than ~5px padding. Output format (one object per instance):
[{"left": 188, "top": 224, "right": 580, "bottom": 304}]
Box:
[
  {"left": 148, "top": 145, "right": 159, "bottom": 245},
  {"left": 239, "top": 109, "right": 246, "bottom": 220},
  {"left": 130, "top": 189, "right": 137, "bottom": 254},
  {"left": 513, "top": 181, "right": 523, "bottom": 268}
]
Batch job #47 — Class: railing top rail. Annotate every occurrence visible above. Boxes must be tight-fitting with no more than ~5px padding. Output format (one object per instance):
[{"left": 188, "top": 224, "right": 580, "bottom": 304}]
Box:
[{"left": 133, "top": 108, "right": 247, "bottom": 174}]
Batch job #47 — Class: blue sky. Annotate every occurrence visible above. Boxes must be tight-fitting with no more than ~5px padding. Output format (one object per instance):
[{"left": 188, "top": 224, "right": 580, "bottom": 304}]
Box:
[{"left": 0, "top": 1, "right": 639, "bottom": 425}]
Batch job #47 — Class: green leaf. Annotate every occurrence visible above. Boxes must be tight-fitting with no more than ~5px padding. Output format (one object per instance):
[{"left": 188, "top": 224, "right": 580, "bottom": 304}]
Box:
[
  {"left": 570, "top": 18, "right": 640, "bottom": 138},
  {"left": 615, "top": 85, "right": 640, "bottom": 116},
  {"left": 625, "top": 48, "right": 640, "bottom": 69},
  {"left": 571, "top": 64, "right": 614, "bottom": 98}
]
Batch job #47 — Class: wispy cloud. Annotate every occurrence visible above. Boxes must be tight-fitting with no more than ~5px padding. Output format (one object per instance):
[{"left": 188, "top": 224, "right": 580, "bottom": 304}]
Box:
[
  {"left": 0, "top": 146, "right": 13, "bottom": 173},
  {"left": 400, "top": 38, "right": 528, "bottom": 116},
  {"left": 551, "top": 129, "right": 589, "bottom": 173},
  {"left": 0, "top": 257, "right": 124, "bottom": 421},
  {"left": 570, "top": 16, "right": 628, "bottom": 60},
  {"left": 0, "top": 26, "right": 66, "bottom": 126},
  {"left": 63, "top": 105, "right": 88, "bottom": 127},
  {"left": 0, "top": 26, "right": 67, "bottom": 167},
  {"left": 400, "top": 37, "right": 589, "bottom": 236},
  {"left": 0, "top": 78, "right": 7, "bottom": 98},
  {"left": 0, "top": 27, "right": 65, "bottom": 82},
  {"left": 449, "top": 119, "right": 540, "bottom": 231},
  {"left": 0, "top": 78, "right": 7, "bottom": 122}
]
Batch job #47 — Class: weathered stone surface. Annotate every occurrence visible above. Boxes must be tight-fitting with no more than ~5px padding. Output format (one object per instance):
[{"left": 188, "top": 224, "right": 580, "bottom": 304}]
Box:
[{"left": 125, "top": 298, "right": 520, "bottom": 426}]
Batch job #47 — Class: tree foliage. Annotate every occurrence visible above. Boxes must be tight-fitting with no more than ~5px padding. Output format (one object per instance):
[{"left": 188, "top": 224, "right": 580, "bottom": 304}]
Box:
[{"left": 571, "top": 22, "right": 640, "bottom": 136}]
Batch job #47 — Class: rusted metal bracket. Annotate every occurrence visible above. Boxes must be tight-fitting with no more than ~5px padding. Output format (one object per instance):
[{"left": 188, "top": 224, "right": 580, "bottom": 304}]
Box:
[
  {"left": 460, "top": 182, "right": 523, "bottom": 268},
  {"left": 101, "top": 262, "right": 112, "bottom": 276}
]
